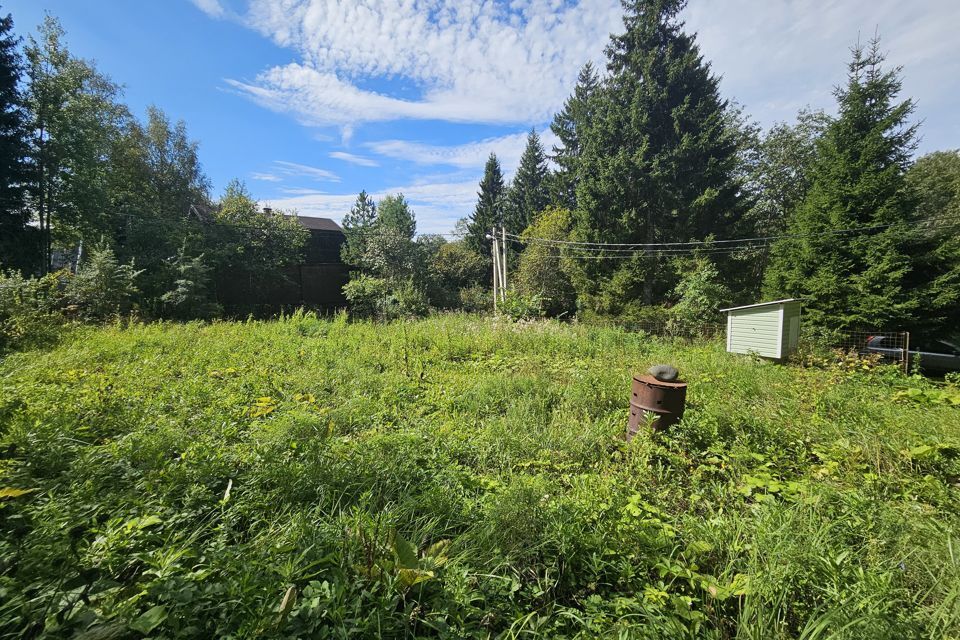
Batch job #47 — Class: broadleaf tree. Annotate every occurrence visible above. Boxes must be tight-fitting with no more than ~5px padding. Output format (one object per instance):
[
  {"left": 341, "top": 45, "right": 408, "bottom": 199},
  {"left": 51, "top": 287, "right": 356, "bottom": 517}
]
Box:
[{"left": 24, "top": 16, "right": 127, "bottom": 272}]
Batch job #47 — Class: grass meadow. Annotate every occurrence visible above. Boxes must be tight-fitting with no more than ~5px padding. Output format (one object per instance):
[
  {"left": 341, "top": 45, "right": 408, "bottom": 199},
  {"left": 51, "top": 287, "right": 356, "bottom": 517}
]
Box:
[{"left": 1, "top": 313, "right": 958, "bottom": 638}]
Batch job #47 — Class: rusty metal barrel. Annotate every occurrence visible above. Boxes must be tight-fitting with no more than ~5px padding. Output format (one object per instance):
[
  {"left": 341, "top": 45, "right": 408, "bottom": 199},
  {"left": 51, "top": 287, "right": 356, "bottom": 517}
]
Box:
[{"left": 628, "top": 374, "right": 687, "bottom": 437}]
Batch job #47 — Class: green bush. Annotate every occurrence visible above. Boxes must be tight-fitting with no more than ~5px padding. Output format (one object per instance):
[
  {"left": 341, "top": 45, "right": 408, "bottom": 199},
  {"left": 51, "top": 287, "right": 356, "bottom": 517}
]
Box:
[
  {"left": 0, "top": 269, "right": 68, "bottom": 353},
  {"left": 160, "top": 248, "right": 221, "bottom": 320},
  {"left": 458, "top": 284, "right": 491, "bottom": 313},
  {"left": 667, "top": 257, "right": 730, "bottom": 336},
  {"left": 343, "top": 274, "right": 393, "bottom": 319},
  {"left": 499, "top": 289, "right": 545, "bottom": 321},
  {"left": 65, "top": 244, "right": 142, "bottom": 320}
]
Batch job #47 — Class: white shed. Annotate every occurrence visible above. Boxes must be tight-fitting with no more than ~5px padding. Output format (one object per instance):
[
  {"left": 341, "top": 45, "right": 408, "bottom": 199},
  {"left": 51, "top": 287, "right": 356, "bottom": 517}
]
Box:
[{"left": 721, "top": 299, "right": 802, "bottom": 361}]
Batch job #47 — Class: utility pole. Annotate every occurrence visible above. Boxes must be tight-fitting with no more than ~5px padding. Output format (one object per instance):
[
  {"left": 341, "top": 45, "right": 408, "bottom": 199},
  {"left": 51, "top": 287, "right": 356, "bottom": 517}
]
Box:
[
  {"left": 488, "top": 229, "right": 498, "bottom": 314},
  {"left": 501, "top": 225, "right": 507, "bottom": 301}
]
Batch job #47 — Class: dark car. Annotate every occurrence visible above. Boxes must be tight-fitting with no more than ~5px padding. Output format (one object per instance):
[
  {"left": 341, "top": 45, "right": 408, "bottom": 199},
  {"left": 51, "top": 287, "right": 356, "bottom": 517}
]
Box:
[{"left": 861, "top": 336, "right": 960, "bottom": 374}]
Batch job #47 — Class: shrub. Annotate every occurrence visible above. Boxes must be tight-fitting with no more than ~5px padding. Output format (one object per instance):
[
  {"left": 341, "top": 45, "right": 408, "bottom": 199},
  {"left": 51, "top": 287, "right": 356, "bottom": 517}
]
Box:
[
  {"left": 515, "top": 206, "right": 576, "bottom": 316},
  {"left": 667, "top": 257, "right": 730, "bottom": 336},
  {"left": 458, "top": 285, "right": 491, "bottom": 313},
  {"left": 65, "top": 244, "right": 142, "bottom": 320},
  {"left": 499, "top": 290, "right": 545, "bottom": 321},
  {"left": 392, "top": 279, "right": 430, "bottom": 318},
  {"left": 0, "top": 269, "right": 68, "bottom": 352},
  {"left": 160, "top": 248, "right": 220, "bottom": 320},
  {"left": 343, "top": 274, "right": 393, "bottom": 319}
]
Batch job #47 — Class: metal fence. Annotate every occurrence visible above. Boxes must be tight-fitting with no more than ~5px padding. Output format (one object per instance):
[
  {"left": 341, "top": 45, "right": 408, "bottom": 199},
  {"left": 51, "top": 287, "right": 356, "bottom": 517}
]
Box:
[
  {"left": 618, "top": 322, "right": 912, "bottom": 373},
  {"left": 619, "top": 321, "right": 726, "bottom": 341},
  {"left": 833, "top": 330, "right": 911, "bottom": 373}
]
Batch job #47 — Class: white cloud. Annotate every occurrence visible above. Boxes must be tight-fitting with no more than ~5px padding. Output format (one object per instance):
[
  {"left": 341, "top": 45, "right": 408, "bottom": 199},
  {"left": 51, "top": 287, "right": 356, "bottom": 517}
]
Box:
[
  {"left": 681, "top": 0, "right": 960, "bottom": 150},
  {"left": 263, "top": 177, "right": 477, "bottom": 235},
  {"left": 280, "top": 187, "right": 328, "bottom": 196},
  {"left": 273, "top": 160, "right": 340, "bottom": 182},
  {"left": 251, "top": 172, "right": 282, "bottom": 182},
  {"left": 224, "top": 0, "right": 623, "bottom": 127},
  {"left": 190, "top": 0, "right": 226, "bottom": 19},
  {"left": 329, "top": 151, "right": 379, "bottom": 167},
  {"left": 367, "top": 129, "right": 558, "bottom": 176}
]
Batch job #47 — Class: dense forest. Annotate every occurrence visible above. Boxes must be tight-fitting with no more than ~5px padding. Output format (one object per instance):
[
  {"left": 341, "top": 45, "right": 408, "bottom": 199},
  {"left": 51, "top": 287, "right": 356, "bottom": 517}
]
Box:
[{"left": 2, "top": 1, "right": 959, "bottom": 340}]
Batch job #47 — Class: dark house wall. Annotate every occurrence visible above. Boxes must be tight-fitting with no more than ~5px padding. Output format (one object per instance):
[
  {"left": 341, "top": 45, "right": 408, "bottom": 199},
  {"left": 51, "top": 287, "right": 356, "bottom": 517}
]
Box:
[{"left": 216, "top": 217, "right": 349, "bottom": 315}]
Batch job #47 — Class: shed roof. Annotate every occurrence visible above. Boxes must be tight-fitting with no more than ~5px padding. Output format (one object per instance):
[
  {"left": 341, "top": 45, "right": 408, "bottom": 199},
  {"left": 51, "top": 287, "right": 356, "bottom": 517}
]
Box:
[{"left": 719, "top": 298, "right": 799, "bottom": 313}]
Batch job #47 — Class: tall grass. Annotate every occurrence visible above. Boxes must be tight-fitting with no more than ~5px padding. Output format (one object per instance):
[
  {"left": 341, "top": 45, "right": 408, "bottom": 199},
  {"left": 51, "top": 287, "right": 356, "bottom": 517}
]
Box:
[{"left": 0, "top": 312, "right": 957, "bottom": 638}]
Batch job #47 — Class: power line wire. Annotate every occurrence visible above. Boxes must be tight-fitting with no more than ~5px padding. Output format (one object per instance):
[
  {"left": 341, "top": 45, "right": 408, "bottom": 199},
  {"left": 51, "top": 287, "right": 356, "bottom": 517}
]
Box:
[{"left": 504, "top": 213, "right": 960, "bottom": 251}]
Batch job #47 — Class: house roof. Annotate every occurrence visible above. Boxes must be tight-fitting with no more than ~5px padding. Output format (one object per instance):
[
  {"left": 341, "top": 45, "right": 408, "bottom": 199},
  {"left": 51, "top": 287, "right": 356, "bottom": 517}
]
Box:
[
  {"left": 719, "top": 298, "right": 800, "bottom": 313},
  {"left": 283, "top": 215, "right": 343, "bottom": 232}
]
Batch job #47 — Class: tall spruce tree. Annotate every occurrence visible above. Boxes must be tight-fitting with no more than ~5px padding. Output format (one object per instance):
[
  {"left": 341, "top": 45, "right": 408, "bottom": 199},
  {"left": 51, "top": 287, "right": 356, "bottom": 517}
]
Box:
[
  {"left": 905, "top": 151, "right": 960, "bottom": 337},
  {"left": 465, "top": 153, "right": 505, "bottom": 257},
  {"left": 763, "top": 38, "right": 919, "bottom": 331},
  {"left": 0, "top": 7, "right": 30, "bottom": 270},
  {"left": 504, "top": 128, "right": 549, "bottom": 233},
  {"left": 572, "top": 0, "right": 741, "bottom": 312},
  {"left": 549, "top": 62, "right": 599, "bottom": 209}
]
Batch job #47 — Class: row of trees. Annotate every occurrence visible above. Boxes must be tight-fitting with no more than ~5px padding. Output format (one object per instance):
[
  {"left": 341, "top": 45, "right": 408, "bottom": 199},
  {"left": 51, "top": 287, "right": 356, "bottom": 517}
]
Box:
[
  {"left": 447, "top": 0, "right": 959, "bottom": 337},
  {"left": 0, "top": 10, "right": 306, "bottom": 317}
]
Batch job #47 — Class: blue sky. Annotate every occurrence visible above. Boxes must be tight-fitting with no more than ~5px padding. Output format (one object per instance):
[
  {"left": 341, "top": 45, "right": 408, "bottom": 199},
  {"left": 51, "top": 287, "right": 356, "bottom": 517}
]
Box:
[{"left": 9, "top": 0, "right": 960, "bottom": 234}]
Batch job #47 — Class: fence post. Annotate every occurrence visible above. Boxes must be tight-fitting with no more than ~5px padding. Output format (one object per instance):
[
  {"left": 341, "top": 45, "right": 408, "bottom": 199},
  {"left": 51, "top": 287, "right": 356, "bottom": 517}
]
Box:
[{"left": 902, "top": 331, "right": 910, "bottom": 374}]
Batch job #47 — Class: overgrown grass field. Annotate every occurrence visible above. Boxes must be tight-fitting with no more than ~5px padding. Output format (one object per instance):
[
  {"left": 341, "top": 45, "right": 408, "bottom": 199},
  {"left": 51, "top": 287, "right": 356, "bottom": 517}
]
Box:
[{"left": 1, "top": 314, "right": 958, "bottom": 638}]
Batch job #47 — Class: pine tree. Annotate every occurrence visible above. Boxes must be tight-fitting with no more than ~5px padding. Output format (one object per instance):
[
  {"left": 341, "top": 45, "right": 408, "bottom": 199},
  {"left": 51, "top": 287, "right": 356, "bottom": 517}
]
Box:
[
  {"left": 340, "top": 190, "right": 377, "bottom": 271},
  {"left": 465, "top": 153, "right": 505, "bottom": 257},
  {"left": 572, "top": 0, "right": 741, "bottom": 312},
  {"left": 504, "top": 129, "right": 549, "bottom": 233},
  {"left": 764, "top": 38, "right": 919, "bottom": 331},
  {"left": 549, "top": 62, "right": 598, "bottom": 209},
  {"left": 0, "top": 8, "right": 30, "bottom": 271}
]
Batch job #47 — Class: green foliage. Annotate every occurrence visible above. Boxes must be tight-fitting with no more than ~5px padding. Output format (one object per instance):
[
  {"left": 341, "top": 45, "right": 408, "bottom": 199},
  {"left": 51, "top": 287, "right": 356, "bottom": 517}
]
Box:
[
  {"left": 342, "top": 275, "right": 428, "bottom": 320},
  {"left": 465, "top": 153, "right": 505, "bottom": 257},
  {"left": 208, "top": 180, "right": 308, "bottom": 303},
  {"left": 764, "top": 38, "right": 919, "bottom": 331},
  {"left": 504, "top": 129, "right": 549, "bottom": 233},
  {"left": 515, "top": 206, "right": 576, "bottom": 316},
  {"left": 429, "top": 241, "right": 487, "bottom": 308},
  {"left": 498, "top": 290, "right": 545, "bottom": 321},
  {"left": 549, "top": 62, "right": 599, "bottom": 209},
  {"left": 745, "top": 109, "right": 830, "bottom": 237},
  {"left": 107, "top": 106, "right": 211, "bottom": 308},
  {"left": 65, "top": 243, "right": 142, "bottom": 319},
  {"left": 457, "top": 284, "right": 491, "bottom": 313},
  {"left": 668, "top": 257, "right": 730, "bottom": 333},
  {"left": 24, "top": 16, "right": 127, "bottom": 272},
  {"left": 342, "top": 273, "right": 392, "bottom": 319},
  {"left": 160, "top": 247, "right": 220, "bottom": 320},
  {"left": 362, "top": 194, "right": 418, "bottom": 282},
  {"left": 0, "top": 9, "right": 31, "bottom": 273},
  {"left": 0, "top": 269, "right": 67, "bottom": 352},
  {"left": 0, "top": 316, "right": 958, "bottom": 636},
  {"left": 904, "top": 151, "right": 960, "bottom": 337},
  {"left": 572, "top": 0, "right": 743, "bottom": 308},
  {"left": 341, "top": 190, "right": 377, "bottom": 272}
]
